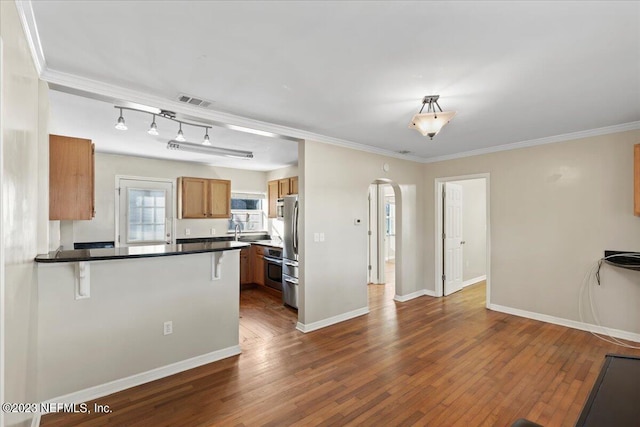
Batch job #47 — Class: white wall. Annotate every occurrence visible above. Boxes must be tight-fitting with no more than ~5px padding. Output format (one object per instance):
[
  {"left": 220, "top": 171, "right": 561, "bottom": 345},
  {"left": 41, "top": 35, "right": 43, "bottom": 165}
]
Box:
[
  {"left": 1, "top": 2, "right": 49, "bottom": 426},
  {"left": 424, "top": 130, "right": 640, "bottom": 335},
  {"left": 299, "top": 140, "right": 424, "bottom": 328},
  {"left": 451, "top": 179, "right": 486, "bottom": 282},
  {"left": 70, "top": 153, "right": 269, "bottom": 244}
]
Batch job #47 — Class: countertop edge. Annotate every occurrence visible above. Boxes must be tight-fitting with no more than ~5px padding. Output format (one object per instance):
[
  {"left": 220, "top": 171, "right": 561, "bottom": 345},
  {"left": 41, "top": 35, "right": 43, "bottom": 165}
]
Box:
[{"left": 35, "top": 242, "right": 250, "bottom": 264}]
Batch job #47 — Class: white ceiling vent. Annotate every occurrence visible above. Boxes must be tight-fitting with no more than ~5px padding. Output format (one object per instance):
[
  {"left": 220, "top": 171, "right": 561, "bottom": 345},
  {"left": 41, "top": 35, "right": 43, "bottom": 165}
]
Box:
[{"left": 177, "top": 94, "right": 213, "bottom": 109}]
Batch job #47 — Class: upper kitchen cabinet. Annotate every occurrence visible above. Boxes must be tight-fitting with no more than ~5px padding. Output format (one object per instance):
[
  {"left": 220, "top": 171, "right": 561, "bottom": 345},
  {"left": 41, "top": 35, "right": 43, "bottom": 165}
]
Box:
[
  {"left": 268, "top": 176, "right": 298, "bottom": 218},
  {"left": 289, "top": 176, "right": 298, "bottom": 195},
  {"left": 278, "top": 179, "right": 290, "bottom": 198},
  {"left": 178, "top": 177, "right": 231, "bottom": 219},
  {"left": 268, "top": 180, "right": 279, "bottom": 218},
  {"left": 49, "top": 134, "right": 95, "bottom": 220}
]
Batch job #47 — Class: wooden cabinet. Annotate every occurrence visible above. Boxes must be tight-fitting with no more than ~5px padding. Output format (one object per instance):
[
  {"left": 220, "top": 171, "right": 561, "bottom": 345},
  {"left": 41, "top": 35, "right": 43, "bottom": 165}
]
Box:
[
  {"left": 49, "top": 134, "right": 95, "bottom": 220},
  {"left": 268, "top": 176, "right": 298, "bottom": 218},
  {"left": 253, "top": 245, "right": 265, "bottom": 286},
  {"left": 289, "top": 176, "right": 298, "bottom": 195},
  {"left": 278, "top": 179, "right": 290, "bottom": 198},
  {"left": 268, "top": 180, "right": 279, "bottom": 218},
  {"left": 635, "top": 144, "right": 640, "bottom": 216},
  {"left": 178, "top": 177, "right": 231, "bottom": 219},
  {"left": 240, "top": 247, "right": 252, "bottom": 285}
]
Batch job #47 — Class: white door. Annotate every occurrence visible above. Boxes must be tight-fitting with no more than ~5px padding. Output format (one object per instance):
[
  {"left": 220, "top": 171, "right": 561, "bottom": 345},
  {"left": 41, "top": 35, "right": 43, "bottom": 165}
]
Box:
[
  {"left": 117, "top": 178, "right": 173, "bottom": 246},
  {"left": 444, "top": 182, "right": 464, "bottom": 296}
]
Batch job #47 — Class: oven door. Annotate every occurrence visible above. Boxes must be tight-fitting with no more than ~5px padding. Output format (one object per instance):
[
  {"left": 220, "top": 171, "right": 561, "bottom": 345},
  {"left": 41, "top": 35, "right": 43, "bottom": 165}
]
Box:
[{"left": 263, "top": 256, "right": 283, "bottom": 292}]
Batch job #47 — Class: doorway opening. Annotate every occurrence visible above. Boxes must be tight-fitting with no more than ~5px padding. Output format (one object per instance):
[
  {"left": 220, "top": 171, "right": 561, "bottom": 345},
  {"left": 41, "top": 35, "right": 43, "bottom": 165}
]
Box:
[
  {"left": 368, "top": 180, "right": 399, "bottom": 302},
  {"left": 435, "top": 174, "right": 490, "bottom": 306}
]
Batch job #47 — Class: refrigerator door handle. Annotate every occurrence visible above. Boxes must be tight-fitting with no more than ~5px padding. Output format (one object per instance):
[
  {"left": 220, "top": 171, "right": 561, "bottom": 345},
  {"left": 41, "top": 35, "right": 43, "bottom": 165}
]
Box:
[{"left": 293, "top": 199, "right": 299, "bottom": 256}]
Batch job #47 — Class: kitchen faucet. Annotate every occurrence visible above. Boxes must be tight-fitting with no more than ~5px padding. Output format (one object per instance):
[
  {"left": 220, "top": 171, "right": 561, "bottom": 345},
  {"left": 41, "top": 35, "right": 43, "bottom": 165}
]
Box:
[{"left": 234, "top": 223, "right": 241, "bottom": 241}]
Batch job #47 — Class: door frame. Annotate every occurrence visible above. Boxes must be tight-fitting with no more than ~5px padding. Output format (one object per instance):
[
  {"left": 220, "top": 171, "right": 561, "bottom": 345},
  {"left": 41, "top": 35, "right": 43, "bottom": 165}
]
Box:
[
  {"left": 114, "top": 175, "right": 176, "bottom": 247},
  {"left": 434, "top": 173, "right": 491, "bottom": 307}
]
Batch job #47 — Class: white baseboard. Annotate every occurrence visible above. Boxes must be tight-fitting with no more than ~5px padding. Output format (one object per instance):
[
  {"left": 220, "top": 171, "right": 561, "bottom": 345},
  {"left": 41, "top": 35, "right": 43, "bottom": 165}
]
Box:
[
  {"left": 462, "top": 275, "right": 486, "bottom": 288},
  {"left": 35, "top": 345, "right": 241, "bottom": 420},
  {"left": 394, "top": 289, "right": 437, "bottom": 302},
  {"left": 488, "top": 304, "right": 640, "bottom": 343},
  {"left": 296, "top": 307, "right": 369, "bottom": 333}
]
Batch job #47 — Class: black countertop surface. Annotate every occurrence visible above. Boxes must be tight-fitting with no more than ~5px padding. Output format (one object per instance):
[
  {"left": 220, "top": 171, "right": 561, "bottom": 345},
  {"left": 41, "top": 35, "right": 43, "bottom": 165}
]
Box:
[{"left": 35, "top": 241, "right": 250, "bottom": 263}]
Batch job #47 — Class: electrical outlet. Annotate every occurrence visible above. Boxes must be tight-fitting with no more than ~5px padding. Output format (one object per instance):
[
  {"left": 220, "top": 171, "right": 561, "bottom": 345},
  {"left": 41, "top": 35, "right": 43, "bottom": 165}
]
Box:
[
  {"left": 210, "top": 228, "right": 216, "bottom": 235},
  {"left": 163, "top": 321, "right": 173, "bottom": 335},
  {"left": 314, "top": 233, "right": 319, "bottom": 242},
  {"left": 319, "top": 232, "right": 325, "bottom": 242},
  {"left": 185, "top": 228, "right": 191, "bottom": 236}
]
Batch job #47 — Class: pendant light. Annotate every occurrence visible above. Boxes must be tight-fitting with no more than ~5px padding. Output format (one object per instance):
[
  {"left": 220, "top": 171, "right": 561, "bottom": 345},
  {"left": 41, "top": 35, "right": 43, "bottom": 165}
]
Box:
[
  {"left": 408, "top": 95, "right": 456, "bottom": 139},
  {"left": 203, "top": 129, "right": 211, "bottom": 145}
]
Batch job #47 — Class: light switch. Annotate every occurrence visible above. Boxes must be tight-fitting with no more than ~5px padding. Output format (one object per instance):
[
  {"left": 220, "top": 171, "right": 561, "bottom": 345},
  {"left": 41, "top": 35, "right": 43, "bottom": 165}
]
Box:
[
  {"left": 314, "top": 233, "right": 319, "bottom": 242},
  {"left": 319, "top": 232, "right": 325, "bottom": 242},
  {"left": 185, "top": 228, "right": 191, "bottom": 236}
]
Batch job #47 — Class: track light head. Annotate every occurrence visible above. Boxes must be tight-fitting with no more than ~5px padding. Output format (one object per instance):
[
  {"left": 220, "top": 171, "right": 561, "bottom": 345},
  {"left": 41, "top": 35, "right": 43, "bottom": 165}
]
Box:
[
  {"left": 147, "top": 115, "right": 159, "bottom": 135},
  {"left": 115, "top": 108, "right": 127, "bottom": 130}
]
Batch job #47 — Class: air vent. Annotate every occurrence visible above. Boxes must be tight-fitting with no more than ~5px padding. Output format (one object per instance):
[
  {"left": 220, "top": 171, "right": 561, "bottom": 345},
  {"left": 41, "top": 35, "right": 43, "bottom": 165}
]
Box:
[
  {"left": 397, "top": 150, "right": 411, "bottom": 155},
  {"left": 177, "top": 94, "right": 213, "bottom": 109}
]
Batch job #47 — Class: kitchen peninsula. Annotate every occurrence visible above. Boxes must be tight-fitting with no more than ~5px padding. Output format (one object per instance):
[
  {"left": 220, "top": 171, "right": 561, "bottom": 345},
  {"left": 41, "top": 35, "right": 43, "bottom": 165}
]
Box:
[{"left": 34, "top": 241, "right": 248, "bottom": 402}]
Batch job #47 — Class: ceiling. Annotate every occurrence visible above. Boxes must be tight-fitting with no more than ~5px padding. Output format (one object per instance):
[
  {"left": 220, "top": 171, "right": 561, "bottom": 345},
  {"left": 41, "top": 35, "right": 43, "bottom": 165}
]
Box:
[{"left": 28, "top": 1, "right": 640, "bottom": 169}]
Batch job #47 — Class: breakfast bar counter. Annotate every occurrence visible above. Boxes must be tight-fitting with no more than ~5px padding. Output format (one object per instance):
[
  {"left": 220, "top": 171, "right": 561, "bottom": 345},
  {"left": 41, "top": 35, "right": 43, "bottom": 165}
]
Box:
[{"left": 34, "top": 242, "right": 247, "bottom": 402}]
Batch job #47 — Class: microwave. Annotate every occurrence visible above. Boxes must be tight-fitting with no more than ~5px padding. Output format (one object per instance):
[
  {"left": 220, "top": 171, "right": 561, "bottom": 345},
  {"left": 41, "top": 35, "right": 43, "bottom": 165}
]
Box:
[{"left": 276, "top": 198, "right": 284, "bottom": 219}]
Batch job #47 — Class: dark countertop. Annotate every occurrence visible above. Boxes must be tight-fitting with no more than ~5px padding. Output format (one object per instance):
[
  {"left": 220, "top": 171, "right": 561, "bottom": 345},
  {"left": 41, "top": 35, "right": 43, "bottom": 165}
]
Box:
[
  {"left": 35, "top": 241, "right": 250, "bottom": 263},
  {"left": 251, "top": 240, "right": 283, "bottom": 249},
  {"left": 604, "top": 251, "right": 640, "bottom": 271}
]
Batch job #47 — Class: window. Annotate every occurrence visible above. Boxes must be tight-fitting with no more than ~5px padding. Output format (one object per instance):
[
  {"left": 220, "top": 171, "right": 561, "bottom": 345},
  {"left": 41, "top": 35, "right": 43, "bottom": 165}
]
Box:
[
  {"left": 128, "top": 189, "right": 167, "bottom": 243},
  {"left": 229, "top": 192, "right": 266, "bottom": 232}
]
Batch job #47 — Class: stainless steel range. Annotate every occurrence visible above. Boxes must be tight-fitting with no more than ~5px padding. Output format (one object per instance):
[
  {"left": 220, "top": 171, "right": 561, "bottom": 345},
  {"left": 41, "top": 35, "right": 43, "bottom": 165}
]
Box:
[{"left": 262, "top": 247, "right": 283, "bottom": 292}]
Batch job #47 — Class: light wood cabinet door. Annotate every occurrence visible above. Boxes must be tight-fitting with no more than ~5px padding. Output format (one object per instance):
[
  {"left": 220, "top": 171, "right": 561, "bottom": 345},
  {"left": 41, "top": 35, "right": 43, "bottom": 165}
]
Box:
[
  {"left": 268, "top": 180, "right": 279, "bottom": 218},
  {"left": 179, "top": 177, "right": 208, "bottom": 218},
  {"left": 240, "top": 247, "right": 252, "bottom": 285},
  {"left": 253, "top": 246, "right": 265, "bottom": 286},
  {"left": 49, "top": 134, "right": 95, "bottom": 220},
  {"left": 635, "top": 144, "right": 640, "bottom": 216},
  {"left": 208, "top": 179, "right": 231, "bottom": 218},
  {"left": 179, "top": 177, "right": 230, "bottom": 219},
  {"left": 278, "top": 179, "right": 290, "bottom": 197},
  {"left": 289, "top": 176, "right": 298, "bottom": 195}
]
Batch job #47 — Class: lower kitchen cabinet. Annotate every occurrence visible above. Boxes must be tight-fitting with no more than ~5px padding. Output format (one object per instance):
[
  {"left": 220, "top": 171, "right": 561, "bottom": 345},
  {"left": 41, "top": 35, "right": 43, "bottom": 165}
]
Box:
[
  {"left": 253, "top": 246, "right": 265, "bottom": 286},
  {"left": 240, "top": 247, "right": 252, "bottom": 285}
]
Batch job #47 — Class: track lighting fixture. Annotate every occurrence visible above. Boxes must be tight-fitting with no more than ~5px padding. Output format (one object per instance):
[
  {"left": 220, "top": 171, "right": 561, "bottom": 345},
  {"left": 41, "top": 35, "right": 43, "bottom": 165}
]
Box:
[
  {"left": 115, "top": 108, "right": 127, "bottom": 130},
  {"left": 113, "top": 105, "right": 254, "bottom": 159},
  {"left": 147, "top": 115, "right": 159, "bottom": 135},
  {"left": 408, "top": 95, "right": 456, "bottom": 139}
]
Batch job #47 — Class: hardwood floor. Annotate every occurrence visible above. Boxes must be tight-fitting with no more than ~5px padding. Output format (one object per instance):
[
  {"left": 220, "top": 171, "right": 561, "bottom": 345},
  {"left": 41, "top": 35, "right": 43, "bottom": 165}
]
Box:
[{"left": 41, "top": 282, "right": 640, "bottom": 427}]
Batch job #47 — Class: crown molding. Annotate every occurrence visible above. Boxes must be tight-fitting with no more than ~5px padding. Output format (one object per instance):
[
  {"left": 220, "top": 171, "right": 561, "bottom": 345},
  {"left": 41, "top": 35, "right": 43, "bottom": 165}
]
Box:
[
  {"left": 422, "top": 121, "right": 640, "bottom": 164},
  {"left": 14, "top": 0, "right": 46, "bottom": 75}
]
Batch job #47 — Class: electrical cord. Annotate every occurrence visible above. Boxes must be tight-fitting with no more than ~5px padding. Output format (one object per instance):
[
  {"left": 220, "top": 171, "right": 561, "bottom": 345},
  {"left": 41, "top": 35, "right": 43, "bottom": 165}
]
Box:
[{"left": 578, "top": 253, "right": 640, "bottom": 349}]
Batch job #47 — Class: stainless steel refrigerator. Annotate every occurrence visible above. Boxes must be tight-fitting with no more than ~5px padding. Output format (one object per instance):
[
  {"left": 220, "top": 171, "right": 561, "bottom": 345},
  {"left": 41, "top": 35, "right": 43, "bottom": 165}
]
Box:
[{"left": 282, "top": 194, "right": 299, "bottom": 309}]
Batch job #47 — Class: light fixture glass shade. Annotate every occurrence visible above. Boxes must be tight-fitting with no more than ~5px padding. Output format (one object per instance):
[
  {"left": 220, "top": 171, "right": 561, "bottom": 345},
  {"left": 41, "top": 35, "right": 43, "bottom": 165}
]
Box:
[
  {"left": 167, "top": 140, "right": 253, "bottom": 159},
  {"left": 147, "top": 121, "right": 159, "bottom": 135},
  {"left": 202, "top": 133, "right": 211, "bottom": 145},
  {"left": 115, "top": 115, "right": 127, "bottom": 130},
  {"left": 176, "top": 128, "right": 186, "bottom": 142},
  {"left": 409, "top": 111, "right": 456, "bottom": 139}
]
